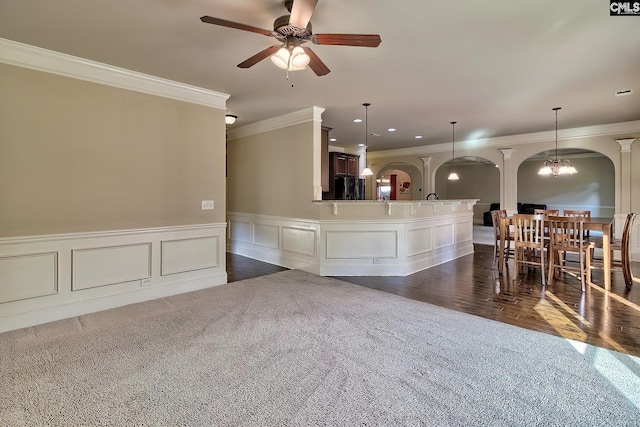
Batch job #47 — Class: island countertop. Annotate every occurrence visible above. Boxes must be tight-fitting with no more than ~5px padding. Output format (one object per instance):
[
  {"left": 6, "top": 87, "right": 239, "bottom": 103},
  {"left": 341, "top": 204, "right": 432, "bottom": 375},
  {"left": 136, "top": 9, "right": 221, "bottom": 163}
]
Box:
[{"left": 312, "top": 199, "right": 479, "bottom": 219}]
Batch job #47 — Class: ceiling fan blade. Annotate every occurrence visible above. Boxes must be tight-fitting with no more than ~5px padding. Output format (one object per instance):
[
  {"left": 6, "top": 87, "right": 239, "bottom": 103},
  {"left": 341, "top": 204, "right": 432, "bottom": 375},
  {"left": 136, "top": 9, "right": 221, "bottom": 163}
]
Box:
[
  {"left": 237, "top": 45, "right": 281, "bottom": 68},
  {"left": 289, "top": 0, "right": 318, "bottom": 29},
  {"left": 313, "top": 33, "right": 382, "bottom": 47},
  {"left": 303, "top": 47, "right": 330, "bottom": 76},
  {"left": 200, "top": 16, "right": 272, "bottom": 36}
]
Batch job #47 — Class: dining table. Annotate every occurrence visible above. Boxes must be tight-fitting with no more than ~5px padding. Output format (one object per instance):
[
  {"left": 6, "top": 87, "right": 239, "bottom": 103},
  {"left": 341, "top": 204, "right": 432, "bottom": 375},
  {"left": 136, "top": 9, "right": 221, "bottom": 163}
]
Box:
[{"left": 498, "top": 216, "right": 615, "bottom": 290}]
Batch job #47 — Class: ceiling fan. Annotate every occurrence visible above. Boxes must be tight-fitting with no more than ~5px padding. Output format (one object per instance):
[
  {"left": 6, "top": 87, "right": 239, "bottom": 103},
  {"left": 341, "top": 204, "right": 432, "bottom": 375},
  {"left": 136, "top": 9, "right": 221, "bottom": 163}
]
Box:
[{"left": 200, "top": 0, "right": 381, "bottom": 76}]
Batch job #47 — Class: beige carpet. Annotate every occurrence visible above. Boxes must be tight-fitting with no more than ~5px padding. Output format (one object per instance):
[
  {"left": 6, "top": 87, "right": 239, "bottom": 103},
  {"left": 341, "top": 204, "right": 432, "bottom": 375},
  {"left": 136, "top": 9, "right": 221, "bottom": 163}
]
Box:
[{"left": 1, "top": 270, "right": 639, "bottom": 426}]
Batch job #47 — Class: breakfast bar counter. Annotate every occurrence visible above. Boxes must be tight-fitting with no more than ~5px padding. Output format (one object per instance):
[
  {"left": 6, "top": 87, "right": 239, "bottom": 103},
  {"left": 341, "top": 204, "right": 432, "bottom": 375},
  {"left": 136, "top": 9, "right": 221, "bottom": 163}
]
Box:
[{"left": 227, "top": 199, "right": 478, "bottom": 277}]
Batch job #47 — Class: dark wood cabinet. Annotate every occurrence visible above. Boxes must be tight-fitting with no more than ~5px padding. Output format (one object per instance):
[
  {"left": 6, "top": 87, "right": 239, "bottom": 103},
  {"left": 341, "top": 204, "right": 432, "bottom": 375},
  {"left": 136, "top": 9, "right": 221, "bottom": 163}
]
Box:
[
  {"left": 329, "top": 153, "right": 360, "bottom": 179},
  {"left": 323, "top": 152, "right": 362, "bottom": 200},
  {"left": 347, "top": 156, "right": 359, "bottom": 176},
  {"left": 333, "top": 153, "right": 348, "bottom": 176},
  {"left": 331, "top": 152, "right": 359, "bottom": 177}
]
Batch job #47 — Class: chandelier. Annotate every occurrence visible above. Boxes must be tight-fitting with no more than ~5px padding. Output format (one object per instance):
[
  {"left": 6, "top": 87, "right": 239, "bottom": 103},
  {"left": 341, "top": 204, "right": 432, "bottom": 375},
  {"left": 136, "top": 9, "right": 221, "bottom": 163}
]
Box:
[{"left": 538, "top": 107, "right": 577, "bottom": 176}]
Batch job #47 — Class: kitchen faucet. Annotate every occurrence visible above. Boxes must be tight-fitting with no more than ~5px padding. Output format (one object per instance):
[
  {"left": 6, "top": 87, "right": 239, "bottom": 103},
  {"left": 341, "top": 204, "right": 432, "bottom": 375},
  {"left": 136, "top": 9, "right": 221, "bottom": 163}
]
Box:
[{"left": 426, "top": 192, "right": 439, "bottom": 200}]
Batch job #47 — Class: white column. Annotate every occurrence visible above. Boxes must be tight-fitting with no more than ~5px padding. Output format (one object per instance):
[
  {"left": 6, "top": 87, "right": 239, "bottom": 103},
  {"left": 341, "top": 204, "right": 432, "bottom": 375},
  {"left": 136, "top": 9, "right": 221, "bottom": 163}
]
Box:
[
  {"left": 499, "top": 149, "right": 516, "bottom": 214},
  {"left": 420, "top": 156, "right": 432, "bottom": 199},
  {"left": 617, "top": 138, "right": 635, "bottom": 214},
  {"left": 311, "top": 106, "right": 326, "bottom": 200}
]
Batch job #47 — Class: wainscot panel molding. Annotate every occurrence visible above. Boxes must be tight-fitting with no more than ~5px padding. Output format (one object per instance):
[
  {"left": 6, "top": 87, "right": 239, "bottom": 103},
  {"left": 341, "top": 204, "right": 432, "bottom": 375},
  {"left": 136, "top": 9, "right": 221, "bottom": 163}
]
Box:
[
  {"left": 161, "top": 236, "right": 220, "bottom": 276},
  {"left": 0, "top": 38, "right": 229, "bottom": 109},
  {"left": 0, "top": 252, "right": 58, "bottom": 303},
  {"left": 0, "top": 223, "right": 227, "bottom": 333},
  {"left": 73, "top": 243, "right": 152, "bottom": 291},
  {"left": 227, "top": 204, "right": 475, "bottom": 277},
  {"left": 228, "top": 214, "right": 320, "bottom": 272}
]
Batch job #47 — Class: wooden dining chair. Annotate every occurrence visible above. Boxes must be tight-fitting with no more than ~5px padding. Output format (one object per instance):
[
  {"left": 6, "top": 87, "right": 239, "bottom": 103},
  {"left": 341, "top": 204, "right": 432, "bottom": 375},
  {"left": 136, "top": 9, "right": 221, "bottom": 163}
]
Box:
[
  {"left": 531, "top": 210, "right": 556, "bottom": 259},
  {"left": 547, "top": 216, "right": 594, "bottom": 292},
  {"left": 512, "top": 214, "right": 546, "bottom": 285},
  {"left": 491, "top": 209, "right": 513, "bottom": 270},
  {"left": 615, "top": 213, "right": 636, "bottom": 291},
  {"left": 563, "top": 209, "right": 591, "bottom": 238},
  {"left": 534, "top": 209, "right": 559, "bottom": 216},
  {"left": 590, "top": 213, "right": 636, "bottom": 291}
]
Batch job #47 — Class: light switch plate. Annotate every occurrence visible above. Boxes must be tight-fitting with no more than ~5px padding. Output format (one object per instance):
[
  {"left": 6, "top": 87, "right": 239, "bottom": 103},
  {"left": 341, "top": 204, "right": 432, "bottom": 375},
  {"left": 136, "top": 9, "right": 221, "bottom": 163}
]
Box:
[{"left": 201, "top": 200, "right": 214, "bottom": 210}]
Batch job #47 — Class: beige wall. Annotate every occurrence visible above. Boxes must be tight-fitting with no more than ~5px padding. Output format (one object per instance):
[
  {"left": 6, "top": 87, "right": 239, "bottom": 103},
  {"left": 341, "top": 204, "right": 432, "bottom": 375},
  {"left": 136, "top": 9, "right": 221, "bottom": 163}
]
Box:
[
  {"left": 227, "top": 121, "right": 318, "bottom": 219},
  {"left": 435, "top": 162, "right": 500, "bottom": 222},
  {"left": 0, "top": 63, "right": 226, "bottom": 237}
]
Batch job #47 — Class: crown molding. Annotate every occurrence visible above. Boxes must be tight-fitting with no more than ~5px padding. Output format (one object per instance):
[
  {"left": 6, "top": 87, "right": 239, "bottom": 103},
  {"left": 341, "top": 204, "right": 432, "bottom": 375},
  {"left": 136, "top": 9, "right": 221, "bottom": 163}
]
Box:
[
  {"left": 368, "top": 120, "right": 640, "bottom": 159},
  {"left": 227, "top": 106, "right": 325, "bottom": 140},
  {"left": 0, "top": 38, "right": 229, "bottom": 109}
]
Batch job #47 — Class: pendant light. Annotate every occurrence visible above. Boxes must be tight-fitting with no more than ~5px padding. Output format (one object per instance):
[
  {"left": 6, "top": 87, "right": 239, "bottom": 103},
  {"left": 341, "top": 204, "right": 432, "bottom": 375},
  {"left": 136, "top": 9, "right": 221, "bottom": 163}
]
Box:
[
  {"left": 448, "top": 121, "right": 459, "bottom": 181},
  {"left": 362, "top": 102, "right": 373, "bottom": 176},
  {"left": 538, "top": 107, "right": 577, "bottom": 176}
]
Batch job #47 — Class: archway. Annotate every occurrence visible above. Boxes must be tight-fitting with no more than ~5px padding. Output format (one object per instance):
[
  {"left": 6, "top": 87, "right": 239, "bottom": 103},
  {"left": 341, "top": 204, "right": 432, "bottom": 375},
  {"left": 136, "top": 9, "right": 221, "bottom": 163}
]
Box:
[
  {"left": 434, "top": 156, "right": 500, "bottom": 225},
  {"left": 516, "top": 149, "right": 615, "bottom": 217},
  {"left": 375, "top": 162, "right": 422, "bottom": 200}
]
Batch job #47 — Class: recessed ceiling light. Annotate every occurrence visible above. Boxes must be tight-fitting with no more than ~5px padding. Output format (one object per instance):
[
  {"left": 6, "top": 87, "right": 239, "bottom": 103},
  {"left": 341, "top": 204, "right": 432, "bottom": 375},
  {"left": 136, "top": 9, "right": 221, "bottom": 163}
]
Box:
[
  {"left": 415, "top": 135, "right": 423, "bottom": 139},
  {"left": 388, "top": 128, "right": 396, "bottom": 132},
  {"left": 329, "top": 138, "right": 336, "bottom": 142},
  {"left": 615, "top": 89, "right": 633, "bottom": 97},
  {"left": 358, "top": 143, "right": 365, "bottom": 147},
  {"left": 353, "top": 118, "right": 362, "bottom": 123}
]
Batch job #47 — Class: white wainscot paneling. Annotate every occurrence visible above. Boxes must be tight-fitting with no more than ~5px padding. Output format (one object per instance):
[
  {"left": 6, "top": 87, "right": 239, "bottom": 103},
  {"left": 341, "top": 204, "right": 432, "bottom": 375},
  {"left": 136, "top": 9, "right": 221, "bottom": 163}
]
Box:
[
  {"left": 407, "top": 226, "right": 433, "bottom": 257},
  {"left": 455, "top": 220, "right": 473, "bottom": 243},
  {"left": 0, "top": 223, "right": 227, "bottom": 333},
  {"left": 327, "top": 230, "right": 398, "bottom": 259},
  {"left": 0, "top": 252, "right": 58, "bottom": 303},
  {"left": 434, "top": 223, "right": 455, "bottom": 249},
  {"left": 253, "top": 223, "right": 279, "bottom": 249},
  {"left": 282, "top": 226, "right": 316, "bottom": 256},
  {"left": 161, "top": 236, "right": 219, "bottom": 276},
  {"left": 229, "top": 220, "right": 251, "bottom": 243},
  {"left": 73, "top": 243, "right": 151, "bottom": 290}
]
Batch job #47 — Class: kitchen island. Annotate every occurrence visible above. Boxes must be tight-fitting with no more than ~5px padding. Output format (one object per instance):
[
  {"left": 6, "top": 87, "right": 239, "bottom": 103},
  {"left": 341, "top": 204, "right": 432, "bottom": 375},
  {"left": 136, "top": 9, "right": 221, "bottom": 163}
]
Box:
[{"left": 227, "top": 199, "right": 478, "bottom": 276}]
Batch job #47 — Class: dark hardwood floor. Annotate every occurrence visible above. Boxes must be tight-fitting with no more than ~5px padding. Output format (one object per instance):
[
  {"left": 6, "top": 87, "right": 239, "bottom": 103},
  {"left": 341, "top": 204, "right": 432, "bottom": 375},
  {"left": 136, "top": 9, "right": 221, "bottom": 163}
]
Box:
[
  {"left": 226, "top": 253, "right": 288, "bottom": 283},
  {"left": 227, "top": 246, "right": 640, "bottom": 358}
]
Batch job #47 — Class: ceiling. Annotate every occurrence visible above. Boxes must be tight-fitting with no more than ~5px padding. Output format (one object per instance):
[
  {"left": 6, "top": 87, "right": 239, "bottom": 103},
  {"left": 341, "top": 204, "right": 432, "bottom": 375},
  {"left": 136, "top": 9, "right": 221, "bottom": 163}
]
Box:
[{"left": 1, "top": 0, "right": 639, "bottom": 152}]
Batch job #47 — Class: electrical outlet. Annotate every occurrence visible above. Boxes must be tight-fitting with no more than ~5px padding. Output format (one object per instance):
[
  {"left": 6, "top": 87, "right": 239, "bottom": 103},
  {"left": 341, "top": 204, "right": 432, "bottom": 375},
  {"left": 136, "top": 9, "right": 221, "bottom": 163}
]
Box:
[
  {"left": 141, "top": 278, "right": 152, "bottom": 286},
  {"left": 373, "top": 258, "right": 382, "bottom": 264},
  {"left": 201, "top": 200, "right": 214, "bottom": 210}
]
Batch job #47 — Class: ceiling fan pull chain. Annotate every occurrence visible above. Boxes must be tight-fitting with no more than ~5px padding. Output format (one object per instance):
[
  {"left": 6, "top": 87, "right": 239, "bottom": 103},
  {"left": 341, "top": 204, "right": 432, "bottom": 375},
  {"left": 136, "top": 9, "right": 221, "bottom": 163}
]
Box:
[{"left": 286, "top": 53, "right": 294, "bottom": 87}]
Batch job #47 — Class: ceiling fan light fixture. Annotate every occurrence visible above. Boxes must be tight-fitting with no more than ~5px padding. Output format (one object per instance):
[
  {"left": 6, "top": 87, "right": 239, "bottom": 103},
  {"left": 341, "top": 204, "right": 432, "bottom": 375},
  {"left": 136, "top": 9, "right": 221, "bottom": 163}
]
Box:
[
  {"left": 291, "top": 46, "right": 310, "bottom": 68},
  {"left": 200, "top": 1, "right": 380, "bottom": 77},
  {"left": 270, "top": 44, "right": 309, "bottom": 71},
  {"left": 270, "top": 47, "right": 291, "bottom": 69}
]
